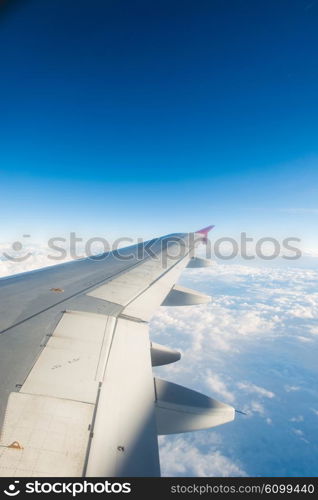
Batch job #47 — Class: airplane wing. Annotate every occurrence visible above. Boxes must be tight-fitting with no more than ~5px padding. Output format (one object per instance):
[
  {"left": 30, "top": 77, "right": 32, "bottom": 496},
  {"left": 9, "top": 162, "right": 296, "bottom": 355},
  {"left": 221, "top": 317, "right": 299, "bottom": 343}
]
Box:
[{"left": 0, "top": 228, "right": 234, "bottom": 477}]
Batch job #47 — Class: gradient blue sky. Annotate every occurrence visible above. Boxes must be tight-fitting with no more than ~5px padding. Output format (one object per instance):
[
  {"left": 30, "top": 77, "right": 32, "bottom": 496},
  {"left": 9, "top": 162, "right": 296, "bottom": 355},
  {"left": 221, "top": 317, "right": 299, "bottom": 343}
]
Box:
[{"left": 0, "top": 0, "right": 317, "bottom": 248}]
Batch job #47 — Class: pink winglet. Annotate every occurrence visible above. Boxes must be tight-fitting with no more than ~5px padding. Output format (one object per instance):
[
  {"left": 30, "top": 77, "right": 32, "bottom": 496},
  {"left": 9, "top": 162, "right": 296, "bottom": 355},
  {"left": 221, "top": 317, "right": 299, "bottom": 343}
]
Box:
[{"left": 195, "top": 225, "right": 215, "bottom": 236}]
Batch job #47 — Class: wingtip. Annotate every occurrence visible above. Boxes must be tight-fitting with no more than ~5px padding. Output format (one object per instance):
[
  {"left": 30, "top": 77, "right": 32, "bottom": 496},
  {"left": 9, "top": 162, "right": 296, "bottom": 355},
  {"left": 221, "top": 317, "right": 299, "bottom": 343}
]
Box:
[
  {"left": 195, "top": 225, "right": 215, "bottom": 235},
  {"left": 235, "top": 409, "right": 248, "bottom": 416}
]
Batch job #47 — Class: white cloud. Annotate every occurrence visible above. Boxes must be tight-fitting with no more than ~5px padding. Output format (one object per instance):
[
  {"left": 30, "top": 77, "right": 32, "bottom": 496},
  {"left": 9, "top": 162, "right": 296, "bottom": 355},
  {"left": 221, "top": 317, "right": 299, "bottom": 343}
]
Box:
[
  {"left": 236, "top": 382, "right": 275, "bottom": 399},
  {"left": 290, "top": 416, "right": 304, "bottom": 423},
  {"left": 244, "top": 400, "right": 266, "bottom": 417},
  {"left": 151, "top": 261, "right": 318, "bottom": 475},
  {"left": 0, "top": 243, "right": 72, "bottom": 278},
  {"left": 309, "top": 326, "right": 318, "bottom": 335},
  {"left": 303, "top": 249, "right": 318, "bottom": 258},
  {"left": 296, "top": 336, "right": 313, "bottom": 343},
  {"left": 159, "top": 435, "right": 247, "bottom": 477},
  {"left": 292, "top": 428, "right": 304, "bottom": 437},
  {"left": 205, "top": 372, "right": 236, "bottom": 404},
  {"left": 284, "top": 385, "right": 300, "bottom": 393}
]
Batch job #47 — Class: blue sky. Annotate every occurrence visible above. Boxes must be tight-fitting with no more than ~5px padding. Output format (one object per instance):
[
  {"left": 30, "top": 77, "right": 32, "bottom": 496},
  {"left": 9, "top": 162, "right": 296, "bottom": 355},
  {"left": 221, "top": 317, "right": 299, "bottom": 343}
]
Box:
[{"left": 0, "top": 0, "right": 317, "bottom": 248}]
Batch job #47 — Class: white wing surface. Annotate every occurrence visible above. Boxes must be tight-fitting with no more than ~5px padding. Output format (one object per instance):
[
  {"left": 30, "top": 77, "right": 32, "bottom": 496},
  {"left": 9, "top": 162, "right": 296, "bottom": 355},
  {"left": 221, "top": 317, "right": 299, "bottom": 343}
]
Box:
[{"left": 0, "top": 228, "right": 234, "bottom": 477}]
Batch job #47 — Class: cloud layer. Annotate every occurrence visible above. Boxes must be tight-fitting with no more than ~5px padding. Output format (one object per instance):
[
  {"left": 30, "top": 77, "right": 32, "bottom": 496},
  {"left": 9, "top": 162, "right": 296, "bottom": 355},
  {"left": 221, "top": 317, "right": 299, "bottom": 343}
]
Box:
[{"left": 151, "top": 263, "right": 318, "bottom": 476}]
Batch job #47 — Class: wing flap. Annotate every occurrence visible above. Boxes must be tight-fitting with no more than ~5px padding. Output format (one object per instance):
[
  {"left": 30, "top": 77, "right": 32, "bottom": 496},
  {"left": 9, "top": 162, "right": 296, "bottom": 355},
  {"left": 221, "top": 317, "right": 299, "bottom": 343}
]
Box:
[
  {"left": 0, "top": 393, "right": 93, "bottom": 477},
  {"left": 21, "top": 310, "right": 115, "bottom": 404},
  {"left": 85, "top": 318, "right": 160, "bottom": 477},
  {"left": 122, "top": 259, "right": 189, "bottom": 321},
  {"left": 87, "top": 259, "right": 162, "bottom": 305}
]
